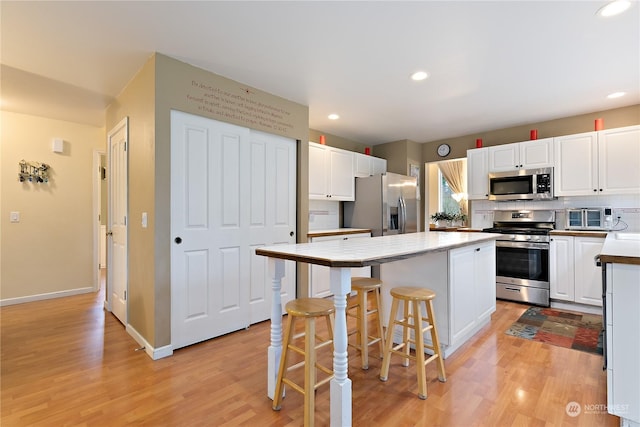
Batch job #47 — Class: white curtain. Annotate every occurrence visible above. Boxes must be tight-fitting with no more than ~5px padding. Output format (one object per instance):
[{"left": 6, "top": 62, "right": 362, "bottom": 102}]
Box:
[{"left": 438, "top": 159, "right": 468, "bottom": 215}]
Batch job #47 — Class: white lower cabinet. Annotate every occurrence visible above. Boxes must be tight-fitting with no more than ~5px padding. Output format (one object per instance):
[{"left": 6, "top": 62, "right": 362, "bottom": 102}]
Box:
[
  {"left": 449, "top": 242, "right": 496, "bottom": 343},
  {"left": 380, "top": 240, "right": 496, "bottom": 358},
  {"left": 550, "top": 235, "right": 604, "bottom": 306},
  {"left": 607, "top": 263, "right": 640, "bottom": 425},
  {"left": 308, "top": 232, "right": 371, "bottom": 298}
]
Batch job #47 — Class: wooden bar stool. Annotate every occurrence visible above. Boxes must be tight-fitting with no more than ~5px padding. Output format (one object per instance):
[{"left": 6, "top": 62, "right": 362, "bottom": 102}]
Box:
[
  {"left": 379, "top": 286, "right": 446, "bottom": 399},
  {"left": 347, "top": 277, "right": 385, "bottom": 369},
  {"left": 272, "top": 298, "right": 334, "bottom": 427}
]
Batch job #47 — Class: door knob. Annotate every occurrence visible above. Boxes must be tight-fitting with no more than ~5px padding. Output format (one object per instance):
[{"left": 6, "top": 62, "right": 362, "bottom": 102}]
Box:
[
  {"left": 290, "top": 231, "right": 294, "bottom": 237},
  {"left": 174, "top": 237, "right": 182, "bottom": 244},
  {"left": 106, "top": 231, "right": 113, "bottom": 236}
]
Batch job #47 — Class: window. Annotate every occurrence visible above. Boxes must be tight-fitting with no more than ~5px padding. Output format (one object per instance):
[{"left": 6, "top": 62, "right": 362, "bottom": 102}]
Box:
[
  {"left": 427, "top": 158, "right": 468, "bottom": 226},
  {"left": 439, "top": 170, "right": 460, "bottom": 214}
]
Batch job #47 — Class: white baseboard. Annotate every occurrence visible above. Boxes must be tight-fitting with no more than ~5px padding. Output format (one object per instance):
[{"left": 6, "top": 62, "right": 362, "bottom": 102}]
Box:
[
  {"left": 126, "top": 324, "right": 173, "bottom": 360},
  {"left": 0, "top": 286, "right": 94, "bottom": 307}
]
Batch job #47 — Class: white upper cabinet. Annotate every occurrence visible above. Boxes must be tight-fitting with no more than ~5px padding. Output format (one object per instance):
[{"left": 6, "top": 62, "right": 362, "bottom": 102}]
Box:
[
  {"left": 488, "top": 138, "right": 554, "bottom": 172},
  {"left": 555, "top": 125, "right": 640, "bottom": 196},
  {"left": 598, "top": 125, "right": 640, "bottom": 195},
  {"left": 467, "top": 147, "right": 489, "bottom": 200},
  {"left": 354, "top": 152, "right": 387, "bottom": 178},
  {"left": 308, "top": 142, "right": 355, "bottom": 201},
  {"left": 554, "top": 131, "right": 598, "bottom": 196},
  {"left": 372, "top": 156, "right": 387, "bottom": 175}
]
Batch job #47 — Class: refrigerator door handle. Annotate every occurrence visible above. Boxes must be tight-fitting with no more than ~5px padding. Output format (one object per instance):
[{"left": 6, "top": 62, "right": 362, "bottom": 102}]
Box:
[{"left": 399, "top": 196, "right": 407, "bottom": 234}]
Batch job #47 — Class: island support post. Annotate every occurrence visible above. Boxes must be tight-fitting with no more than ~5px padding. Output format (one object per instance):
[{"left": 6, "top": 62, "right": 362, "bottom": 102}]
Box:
[{"left": 265, "top": 258, "right": 353, "bottom": 426}]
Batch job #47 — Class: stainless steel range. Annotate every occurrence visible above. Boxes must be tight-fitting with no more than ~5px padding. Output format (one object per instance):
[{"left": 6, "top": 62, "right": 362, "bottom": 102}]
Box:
[{"left": 483, "top": 210, "right": 555, "bottom": 306}]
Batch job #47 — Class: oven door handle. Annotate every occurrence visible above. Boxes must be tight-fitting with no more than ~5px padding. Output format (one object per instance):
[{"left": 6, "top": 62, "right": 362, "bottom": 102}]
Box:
[{"left": 495, "top": 240, "right": 549, "bottom": 250}]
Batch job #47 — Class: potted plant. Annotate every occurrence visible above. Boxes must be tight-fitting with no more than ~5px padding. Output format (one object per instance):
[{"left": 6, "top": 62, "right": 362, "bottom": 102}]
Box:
[
  {"left": 452, "top": 213, "right": 467, "bottom": 227},
  {"left": 430, "top": 212, "right": 454, "bottom": 228}
]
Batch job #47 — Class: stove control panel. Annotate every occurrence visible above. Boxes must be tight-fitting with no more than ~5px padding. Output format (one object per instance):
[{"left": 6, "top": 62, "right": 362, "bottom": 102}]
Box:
[{"left": 503, "top": 234, "right": 550, "bottom": 243}]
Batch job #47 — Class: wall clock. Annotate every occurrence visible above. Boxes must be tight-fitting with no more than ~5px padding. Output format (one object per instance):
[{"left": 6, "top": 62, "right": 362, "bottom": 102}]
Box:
[{"left": 437, "top": 143, "right": 451, "bottom": 157}]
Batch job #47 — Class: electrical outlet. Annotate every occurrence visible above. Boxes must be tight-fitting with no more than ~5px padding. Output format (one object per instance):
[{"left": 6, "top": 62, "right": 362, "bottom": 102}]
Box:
[{"left": 10, "top": 212, "right": 20, "bottom": 223}]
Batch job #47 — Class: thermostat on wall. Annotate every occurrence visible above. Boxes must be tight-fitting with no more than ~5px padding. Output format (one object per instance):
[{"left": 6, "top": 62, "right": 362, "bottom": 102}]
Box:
[{"left": 52, "top": 138, "right": 64, "bottom": 153}]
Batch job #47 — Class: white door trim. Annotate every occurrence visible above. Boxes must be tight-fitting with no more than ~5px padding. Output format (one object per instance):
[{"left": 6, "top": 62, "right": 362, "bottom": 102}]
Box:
[{"left": 92, "top": 149, "right": 106, "bottom": 292}]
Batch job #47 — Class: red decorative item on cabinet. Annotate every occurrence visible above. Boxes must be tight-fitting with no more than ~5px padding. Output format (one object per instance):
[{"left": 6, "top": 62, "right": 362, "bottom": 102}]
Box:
[
  {"left": 476, "top": 138, "right": 483, "bottom": 148},
  {"left": 595, "top": 118, "right": 604, "bottom": 131},
  {"left": 530, "top": 129, "right": 538, "bottom": 140},
  {"left": 319, "top": 135, "right": 326, "bottom": 145},
  {"left": 365, "top": 147, "right": 371, "bottom": 155}
]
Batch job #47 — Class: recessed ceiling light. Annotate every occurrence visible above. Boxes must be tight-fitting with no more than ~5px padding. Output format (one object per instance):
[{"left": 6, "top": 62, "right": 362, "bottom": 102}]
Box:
[
  {"left": 410, "top": 71, "right": 429, "bottom": 81},
  {"left": 607, "top": 91, "right": 626, "bottom": 99},
  {"left": 597, "top": 0, "right": 631, "bottom": 17},
  {"left": 328, "top": 113, "right": 340, "bottom": 120}
]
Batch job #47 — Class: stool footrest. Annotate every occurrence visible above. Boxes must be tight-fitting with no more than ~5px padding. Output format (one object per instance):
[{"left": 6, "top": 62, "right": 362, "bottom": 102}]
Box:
[{"left": 282, "top": 372, "right": 334, "bottom": 394}]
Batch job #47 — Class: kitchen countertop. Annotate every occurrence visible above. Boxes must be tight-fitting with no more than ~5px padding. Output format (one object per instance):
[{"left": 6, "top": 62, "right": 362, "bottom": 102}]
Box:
[
  {"left": 429, "top": 225, "right": 483, "bottom": 232},
  {"left": 307, "top": 228, "right": 371, "bottom": 238},
  {"left": 550, "top": 230, "right": 609, "bottom": 238},
  {"left": 258, "top": 231, "right": 498, "bottom": 268},
  {"left": 599, "top": 232, "right": 640, "bottom": 265}
]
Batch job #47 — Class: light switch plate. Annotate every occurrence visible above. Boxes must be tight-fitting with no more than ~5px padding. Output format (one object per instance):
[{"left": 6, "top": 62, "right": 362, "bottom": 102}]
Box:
[
  {"left": 10, "top": 211, "right": 20, "bottom": 223},
  {"left": 141, "top": 212, "right": 148, "bottom": 228}
]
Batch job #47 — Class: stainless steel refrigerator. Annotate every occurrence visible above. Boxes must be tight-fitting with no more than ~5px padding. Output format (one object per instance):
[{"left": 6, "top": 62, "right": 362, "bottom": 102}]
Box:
[{"left": 344, "top": 172, "right": 419, "bottom": 236}]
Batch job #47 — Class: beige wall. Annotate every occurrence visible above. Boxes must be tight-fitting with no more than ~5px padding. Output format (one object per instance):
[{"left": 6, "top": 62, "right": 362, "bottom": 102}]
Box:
[
  {"left": 422, "top": 104, "right": 640, "bottom": 162},
  {"left": 105, "top": 53, "right": 309, "bottom": 349},
  {"left": 372, "top": 139, "right": 409, "bottom": 174},
  {"left": 105, "top": 55, "right": 157, "bottom": 344},
  {"left": 309, "top": 129, "right": 368, "bottom": 153},
  {"left": 0, "top": 111, "right": 104, "bottom": 301}
]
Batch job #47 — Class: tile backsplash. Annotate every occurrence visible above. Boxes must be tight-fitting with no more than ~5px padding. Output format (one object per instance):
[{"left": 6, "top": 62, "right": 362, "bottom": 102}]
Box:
[
  {"left": 470, "top": 193, "right": 640, "bottom": 232},
  {"left": 308, "top": 199, "right": 340, "bottom": 231}
]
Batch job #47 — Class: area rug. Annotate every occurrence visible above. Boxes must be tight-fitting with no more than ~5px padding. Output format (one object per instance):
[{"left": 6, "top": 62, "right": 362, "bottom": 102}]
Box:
[{"left": 505, "top": 306, "right": 603, "bottom": 355}]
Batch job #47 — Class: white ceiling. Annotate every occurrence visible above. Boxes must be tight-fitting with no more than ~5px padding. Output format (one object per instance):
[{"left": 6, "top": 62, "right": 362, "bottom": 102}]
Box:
[{"left": 1, "top": 1, "right": 638, "bottom": 145}]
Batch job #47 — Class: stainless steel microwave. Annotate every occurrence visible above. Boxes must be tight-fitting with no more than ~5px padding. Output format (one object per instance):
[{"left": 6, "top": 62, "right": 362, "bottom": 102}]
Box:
[{"left": 488, "top": 167, "right": 554, "bottom": 201}]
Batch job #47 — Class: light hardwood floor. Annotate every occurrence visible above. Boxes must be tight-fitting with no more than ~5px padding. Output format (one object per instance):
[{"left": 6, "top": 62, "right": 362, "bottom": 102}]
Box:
[{"left": 1, "top": 278, "right": 617, "bottom": 426}]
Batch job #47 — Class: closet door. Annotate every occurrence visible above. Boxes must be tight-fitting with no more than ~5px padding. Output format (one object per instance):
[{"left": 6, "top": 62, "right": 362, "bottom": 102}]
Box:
[{"left": 170, "top": 111, "right": 296, "bottom": 349}]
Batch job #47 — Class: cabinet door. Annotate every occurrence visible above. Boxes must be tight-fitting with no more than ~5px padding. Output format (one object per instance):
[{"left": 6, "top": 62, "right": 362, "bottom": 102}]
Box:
[
  {"left": 598, "top": 125, "right": 640, "bottom": 195},
  {"left": 549, "top": 236, "right": 575, "bottom": 301},
  {"left": 309, "top": 142, "right": 329, "bottom": 199},
  {"left": 520, "top": 138, "right": 554, "bottom": 169},
  {"left": 554, "top": 132, "right": 598, "bottom": 196},
  {"left": 449, "top": 245, "right": 478, "bottom": 343},
  {"left": 354, "top": 152, "right": 372, "bottom": 178},
  {"left": 371, "top": 157, "right": 387, "bottom": 175},
  {"left": 489, "top": 144, "right": 519, "bottom": 171},
  {"left": 609, "top": 264, "right": 640, "bottom": 423},
  {"left": 574, "top": 237, "right": 604, "bottom": 306},
  {"left": 467, "top": 148, "right": 489, "bottom": 199},
  {"left": 328, "top": 149, "right": 355, "bottom": 200},
  {"left": 475, "top": 242, "right": 496, "bottom": 323}
]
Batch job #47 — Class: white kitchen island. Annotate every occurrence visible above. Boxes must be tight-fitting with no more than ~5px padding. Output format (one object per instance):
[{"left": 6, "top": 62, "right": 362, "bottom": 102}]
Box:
[
  {"left": 256, "top": 231, "right": 498, "bottom": 427},
  {"left": 600, "top": 232, "right": 640, "bottom": 427}
]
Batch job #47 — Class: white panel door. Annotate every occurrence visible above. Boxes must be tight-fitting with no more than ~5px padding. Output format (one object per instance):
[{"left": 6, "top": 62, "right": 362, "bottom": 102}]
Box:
[
  {"left": 247, "top": 130, "right": 297, "bottom": 324},
  {"left": 107, "top": 117, "right": 128, "bottom": 325},
  {"left": 171, "top": 111, "right": 296, "bottom": 349}
]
